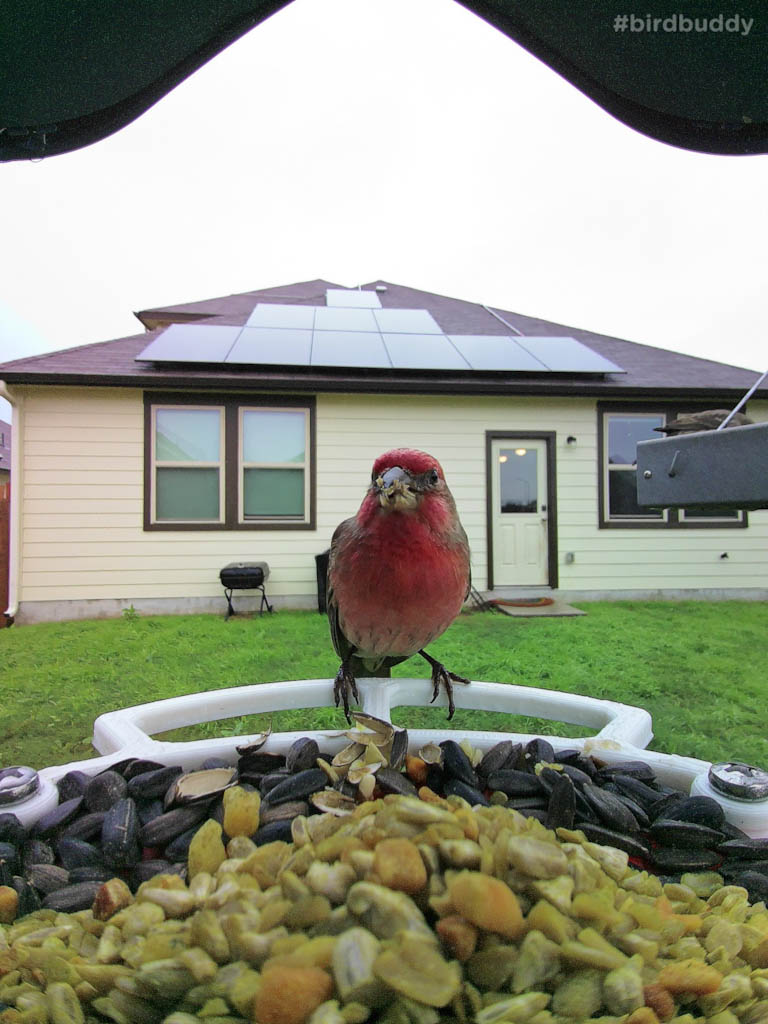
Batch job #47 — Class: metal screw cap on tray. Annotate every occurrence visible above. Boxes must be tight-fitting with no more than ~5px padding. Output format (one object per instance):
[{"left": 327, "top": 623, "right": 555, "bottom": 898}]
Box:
[
  {"left": 0, "top": 766, "right": 40, "bottom": 805},
  {"left": 709, "top": 762, "right": 768, "bottom": 801}
]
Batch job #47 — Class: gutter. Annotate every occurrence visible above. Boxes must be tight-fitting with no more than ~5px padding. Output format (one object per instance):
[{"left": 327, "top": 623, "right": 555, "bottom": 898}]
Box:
[{"left": 0, "top": 381, "right": 21, "bottom": 625}]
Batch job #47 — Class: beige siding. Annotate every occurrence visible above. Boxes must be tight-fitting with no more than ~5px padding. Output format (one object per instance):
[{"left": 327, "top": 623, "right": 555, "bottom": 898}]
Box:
[{"left": 16, "top": 387, "right": 768, "bottom": 612}]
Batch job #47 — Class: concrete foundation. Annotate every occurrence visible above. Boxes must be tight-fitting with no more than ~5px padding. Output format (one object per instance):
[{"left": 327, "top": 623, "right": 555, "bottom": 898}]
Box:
[{"left": 11, "top": 587, "right": 768, "bottom": 625}]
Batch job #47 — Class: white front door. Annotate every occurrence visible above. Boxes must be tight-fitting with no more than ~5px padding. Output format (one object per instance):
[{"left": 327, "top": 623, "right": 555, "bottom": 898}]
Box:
[{"left": 491, "top": 438, "right": 549, "bottom": 587}]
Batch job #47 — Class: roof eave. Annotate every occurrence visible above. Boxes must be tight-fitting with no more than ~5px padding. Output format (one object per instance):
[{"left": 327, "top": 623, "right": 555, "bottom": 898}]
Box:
[{"left": 2, "top": 369, "right": 766, "bottom": 401}]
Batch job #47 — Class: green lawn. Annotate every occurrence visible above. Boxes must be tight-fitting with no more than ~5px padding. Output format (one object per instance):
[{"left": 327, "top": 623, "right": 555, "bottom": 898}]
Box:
[{"left": 1, "top": 602, "right": 766, "bottom": 772}]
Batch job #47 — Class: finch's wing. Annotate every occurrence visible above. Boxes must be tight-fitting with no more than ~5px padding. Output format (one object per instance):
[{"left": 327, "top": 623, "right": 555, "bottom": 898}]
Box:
[{"left": 326, "top": 517, "right": 356, "bottom": 663}]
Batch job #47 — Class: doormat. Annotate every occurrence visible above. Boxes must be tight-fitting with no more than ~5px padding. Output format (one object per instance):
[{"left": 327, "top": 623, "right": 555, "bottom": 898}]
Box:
[{"left": 494, "top": 599, "right": 585, "bottom": 618}]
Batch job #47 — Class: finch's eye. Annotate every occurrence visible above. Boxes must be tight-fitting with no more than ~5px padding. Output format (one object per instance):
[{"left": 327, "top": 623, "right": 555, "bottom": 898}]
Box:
[{"left": 429, "top": 469, "right": 439, "bottom": 485}]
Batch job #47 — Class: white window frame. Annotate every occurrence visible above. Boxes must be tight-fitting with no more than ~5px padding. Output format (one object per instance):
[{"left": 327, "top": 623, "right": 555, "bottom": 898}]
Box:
[
  {"left": 151, "top": 404, "right": 225, "bottom": 524},
  {"left": 238, "top": 406, "right": 311, "bottom": 524},
  {"left": 603, "top": 412, "right": 668, "bottom": 522}
]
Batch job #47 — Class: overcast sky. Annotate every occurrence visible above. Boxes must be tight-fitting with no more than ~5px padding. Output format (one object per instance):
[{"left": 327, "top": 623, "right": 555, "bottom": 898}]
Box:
[{"left": 1, "top": 0, "right": 767, "bottom": 423}]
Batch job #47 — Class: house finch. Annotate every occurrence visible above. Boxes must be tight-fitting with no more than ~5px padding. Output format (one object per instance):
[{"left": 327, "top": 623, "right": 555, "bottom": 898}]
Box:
[
  {"left": 654, "top": 410, "right": 753, "bottom": 435},
  {"left": 327, "top": 448, "right": 471, "bottom": 721}
]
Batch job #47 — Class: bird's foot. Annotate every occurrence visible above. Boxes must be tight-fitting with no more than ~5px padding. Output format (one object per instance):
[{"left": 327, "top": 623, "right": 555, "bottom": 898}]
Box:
[
  {"left": 333, "top": 661, "right": 360, "bottom": 723},
  {"left": 418, "top": 649, "right": 470, "bottom": 721}
]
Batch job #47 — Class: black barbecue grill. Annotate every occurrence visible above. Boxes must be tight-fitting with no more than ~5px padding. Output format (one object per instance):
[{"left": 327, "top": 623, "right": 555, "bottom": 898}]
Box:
[{"left": 219, "top": 562, "right": 273, "bottom": 619}]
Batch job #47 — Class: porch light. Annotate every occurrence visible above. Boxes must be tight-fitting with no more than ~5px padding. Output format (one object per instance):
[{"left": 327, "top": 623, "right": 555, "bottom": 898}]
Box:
[{"left": 566, "top": 435, "right": 577, "bottom": 445}]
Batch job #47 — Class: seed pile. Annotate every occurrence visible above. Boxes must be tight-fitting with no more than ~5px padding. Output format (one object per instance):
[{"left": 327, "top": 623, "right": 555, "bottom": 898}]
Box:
[
  {"left": 1, "top": 722, "right": 768, "bottom": 926},
  {"left": 2, "top": 792, "right": 768, "bottom": 1024}
]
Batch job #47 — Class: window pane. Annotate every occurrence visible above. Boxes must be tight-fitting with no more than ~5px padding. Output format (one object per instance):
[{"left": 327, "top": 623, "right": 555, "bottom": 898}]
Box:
[
  {"left": 156, "top": 409, "right": 220, "bottom": 462},
  {"left": 607, "top": 415, "right": 663, "bottom": 466},
  {"left": 157, "top": 468, "right": 220, "bottom": 520},
  {"left": 608, "top": 468, "right": 663, "bottom": 518},
  {"left": 243, "top": 410, "right": 306, "bottom": 463},
  {"left": 682, "top": 507, "right": 739, "bottom": 520},
  {"left": 244, "top": 468, "right": 304, "bottom": 516},
  {"left": 499, "top": 448, "right": 537, "bottom": 513}
]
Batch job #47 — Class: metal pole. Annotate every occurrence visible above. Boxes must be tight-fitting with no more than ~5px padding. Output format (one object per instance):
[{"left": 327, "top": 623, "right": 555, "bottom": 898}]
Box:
[{"left": 718, "top": 368, "right": 768, "bottom": 428}]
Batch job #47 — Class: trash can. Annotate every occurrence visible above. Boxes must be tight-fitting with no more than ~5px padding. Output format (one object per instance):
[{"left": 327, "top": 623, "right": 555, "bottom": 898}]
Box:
[{"left": 315, "top": 549, "right": 330, "bottom": 614}]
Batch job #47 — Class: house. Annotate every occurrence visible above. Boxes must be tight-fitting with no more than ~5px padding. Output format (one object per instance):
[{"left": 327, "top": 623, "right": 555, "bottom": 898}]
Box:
[{"left": 0, "top": 278, "right": 766, "bottom": 625}]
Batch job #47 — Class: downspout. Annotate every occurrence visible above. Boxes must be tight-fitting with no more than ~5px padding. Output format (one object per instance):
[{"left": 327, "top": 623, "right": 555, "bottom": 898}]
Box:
[{"left": 0, "top": 381, "right": 21, "bottom": 625}]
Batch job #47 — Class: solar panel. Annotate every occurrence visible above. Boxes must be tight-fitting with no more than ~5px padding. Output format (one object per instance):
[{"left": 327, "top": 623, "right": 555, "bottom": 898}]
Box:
[
  {"left": 226, "top": 328, "right": 312, "bottom": 365},
  {"left": 448, "top": 335, "right": 548, "bottom": 371},
  {"left": 313, "top": 307, "right": 379, "bottom": 332},
  {"left": 311, "top": 331, "right": 392, "bottom": 368},
  {"left": 515, "top": 336, "right": 625, "bottom": 373},
  {"left": 246, "top": 304, "right": 316, "bottom": 329},
  {"left": 382, "top": 334, "right": 471, "bottom": 370},
  {"left": 135, "top": 310, "right": 626, "bottom": 376},
  {"left": 373, "top": 308, "right": 442, "bottom": 334},
  {"left": 325, "top": 289, "right": 382, "bottom": 309},
  {"left": 136, "top": 324, "right": 241, "bottom": 362}
]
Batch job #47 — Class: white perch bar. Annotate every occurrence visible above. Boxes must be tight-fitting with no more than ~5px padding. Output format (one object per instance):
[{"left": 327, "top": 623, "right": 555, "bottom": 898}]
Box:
[{"left": 8, "top": 678, "right": 766, "bottom": 837}]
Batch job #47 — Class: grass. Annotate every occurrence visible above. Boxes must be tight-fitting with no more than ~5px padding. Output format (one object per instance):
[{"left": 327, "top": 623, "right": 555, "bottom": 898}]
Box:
[{"left": 0, "top": 603, "right": 766, "bottom": 772}]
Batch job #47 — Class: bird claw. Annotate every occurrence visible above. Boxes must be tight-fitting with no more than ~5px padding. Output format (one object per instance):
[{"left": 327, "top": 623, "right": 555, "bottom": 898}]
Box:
[
  {"left": 419, "top": 650, "right": 470, "bottom": 721},
  {"left": 333, "top": 662, "right": 360, "bottom": 723}
]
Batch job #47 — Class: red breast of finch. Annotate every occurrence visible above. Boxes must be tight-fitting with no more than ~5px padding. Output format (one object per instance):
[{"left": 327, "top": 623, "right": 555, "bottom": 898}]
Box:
[{"left": 327, "top": 448, "right": 471, "bottom": 720}]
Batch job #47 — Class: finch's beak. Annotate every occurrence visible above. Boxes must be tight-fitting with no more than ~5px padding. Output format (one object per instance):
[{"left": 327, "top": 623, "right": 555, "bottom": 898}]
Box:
[{"left": 375, "top": 466, "right": 418, "bottom": 510}]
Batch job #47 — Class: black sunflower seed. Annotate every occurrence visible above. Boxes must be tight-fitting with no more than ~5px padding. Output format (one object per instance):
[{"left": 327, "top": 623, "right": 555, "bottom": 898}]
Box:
[
  {"left": 717, "top": 837, "right": 768, "bottom": 860},
  {"left": 84, "top": 771, "right": 128, "bottom": 812},
  {"left": 440, "top": 740, "right": 479, "bottom": 788},
  {"left": 33, "top": 797, "right": 84, "bottom": 839},
  {"left": 127, "top": 766, "right": 183, "bottom": 801},
  {"left": 521, "top": 738, "right": 555, "bottom": 772},
  {"left": 60, "top": 811, "right": 107, "bottom": 842},
  {"left": 57, "top": 771, "right": 92, "bottom": 803},
  {"left": 253, "top": 820, "right": 294, "bottom": 845},
  {"left": 663, "top": 795, "right": 726, "bottom": 830},
  {"left": 582, "top": 783, "right": 640, "bottom": 832},
  {"left": 574, "top": 823, "right": 651, "bottom": 860},
  {"left": 286, "top": 737, "right": 320, "bottom": 773},
  {"left": 374, "top": 768, "right": 418, "bottom": 798},
  {"left": 649, "top": 819, "right": 724, "bottom": 850},
  {"left": 139, "top": 804, "right": 210, "bottom": 848},
  {"left": 546, "top": 773, "right": 576, "bottom": 830},
  {"left": 609, "top": 773, "right": 664, "bottom": 810},
  {"left": 43, "top": 881, "right": 104, "bottom": 913},
  {"left": 102, "top": 798, "right": 141, "bottom": 868},
  {"left": 261, "top": 768, "right": 328, "bottom": 807},
  {"left": 731, "top": 871, "right": 768, "bottom": 904},
  {"left": 444, "top": 778, "right": 489, "bottom": 806},
  {"left": 652, "top": 847, "right": 721, "bottom": 872},
  {"left": 486, "top": 769, "right": 546, "bottom": 797},
  {"left": 56, "top": 838, "right": 103, "bottom": 870},
  {"left": 477, "top": 741, "right": 521, "bottom": 779}
]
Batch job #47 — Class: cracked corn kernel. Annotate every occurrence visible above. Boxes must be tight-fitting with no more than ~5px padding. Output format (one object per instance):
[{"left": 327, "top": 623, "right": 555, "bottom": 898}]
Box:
[
  {"left": 657, "top": 958, "right": 723, "bottom": 995},
  {"left": 188, "top": 820, "right": 227, "bottom": 879},
  {"left": 254, "top": 965, "right": 333, "bottom": 1024},
  {"left": 435, "top": 915, "right": 478, "bottom": 962},
  {"left": 372, "top": 838, "right": 427, "bottom": 895},
  {"left": 447, "top": 871, "right": 523, "bottom": 939},
  {"left": 223, "top": 786, "right": 261, "bottom": 838}
]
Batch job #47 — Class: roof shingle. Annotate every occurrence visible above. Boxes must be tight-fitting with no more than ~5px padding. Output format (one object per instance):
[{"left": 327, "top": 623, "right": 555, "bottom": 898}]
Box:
[{"left": 0, "top": 279, "right": 762, "bottom": 399}]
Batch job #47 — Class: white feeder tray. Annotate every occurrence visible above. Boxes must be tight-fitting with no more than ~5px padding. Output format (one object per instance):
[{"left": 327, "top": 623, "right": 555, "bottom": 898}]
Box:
[{"left": 9, "top": 678, "right": 768, "bottom": 838}]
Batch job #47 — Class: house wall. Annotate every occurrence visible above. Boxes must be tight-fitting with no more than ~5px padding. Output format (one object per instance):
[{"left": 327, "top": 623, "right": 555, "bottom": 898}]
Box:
[{"left": 14, "top": 386, "right": 768, "bottom": 622}]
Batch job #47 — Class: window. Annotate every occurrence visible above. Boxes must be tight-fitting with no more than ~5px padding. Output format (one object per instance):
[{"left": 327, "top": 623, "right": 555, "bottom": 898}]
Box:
[
  {"left": 145, "top": 394, "right": 315, "bottom": 530},
  {"left": 153, "top": 407, "right": 224, "bottom": 522},
  {"left": 605, "top": 413, "right": 666, "bottom": 521},
  {"left": 598, "top": 405, "right": 746, "bottom": 529},
  {"left": 240, "top": 408, "right": 309, "bottom": 520}
]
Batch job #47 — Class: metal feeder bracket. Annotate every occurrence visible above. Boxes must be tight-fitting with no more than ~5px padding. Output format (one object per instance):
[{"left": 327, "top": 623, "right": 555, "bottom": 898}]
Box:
[{"left": 636, "top": 420, "right": 768, "bottom": 510}]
